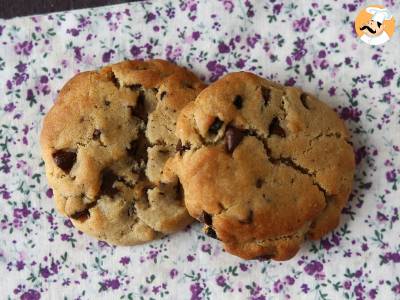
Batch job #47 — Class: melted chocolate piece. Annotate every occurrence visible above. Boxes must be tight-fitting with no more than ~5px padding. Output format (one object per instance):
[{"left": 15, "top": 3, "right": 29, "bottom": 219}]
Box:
[
  {"left": 52, "top": 150, "right": 76, "bottom": 173},
  {"left": 225, "top": 126, "right": 245, "bottom": 153}
]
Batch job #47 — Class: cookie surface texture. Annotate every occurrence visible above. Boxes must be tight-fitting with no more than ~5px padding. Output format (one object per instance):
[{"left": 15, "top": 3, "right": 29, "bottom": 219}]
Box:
[
  {"left": 169, "top": 72, "right": 355, "bottom": 260},
  {"left": 40, "top": 59, "right": 205, "bottom": 245}
]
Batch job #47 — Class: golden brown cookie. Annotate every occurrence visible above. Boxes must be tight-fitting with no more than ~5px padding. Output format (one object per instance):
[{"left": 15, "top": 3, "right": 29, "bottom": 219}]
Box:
[
  {"left": 166, "top": 72, "right": 355, "bottom": 260},
  {"left": 40, "top": 59, "right": 205, "bottom": 245}
]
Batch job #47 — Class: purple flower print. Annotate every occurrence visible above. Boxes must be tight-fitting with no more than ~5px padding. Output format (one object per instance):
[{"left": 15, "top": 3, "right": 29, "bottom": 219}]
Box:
[
  {"left": 301, "top": 283, "right": 309, "bottom": 293},
  {"left": 344, "top": 280, "right": 352, "bottom": 289},
  {"left": 355, "top": 146, "right": 367, "bottom": 165},
  {"left": 221, "top": 0, "right": 234, "bottom": 13},
  {"left": 13, "top": 64, "right": 29, "bottom": 85},
  {"left": 285, "top": 276, "right": 295, "bottom": 285},
  {"left": 1, "top": 153, "right": 12, "bottom": 173},
  {"left": 368, "top": 289, "right": 377, "bottom": 299},
  {"left": 46, "top": 188, "right": 53, "bottom": 198},
  {"left": 170, "top": 268, "right": 178, "bottom": 279},
  {"left": 67, "top": 28, "right": 80, "bottom": 36},
  {"left": 14, "top": 205, "right": 31, "bottom": 219},
  {"left": 102, "top": 49, "right": 115, "bottom": 63},
  {"left": 81, "top": 271, "right": 88, "bottom": 279},
  {"left": 192, "top": 31, "right": 200, "bottom": 40},
  {"left": 340, "top": 107, "right": 362, "bottom": 122},
  {"left": 14, "top": 41, "right": 33, "bottom": 56},
  {"left": 4, "top": 102, "right": 16, "bottom": 112},
  {"left": 304, "top": 260, "right": 323, "bottom": 276},
  {"left": 187, "top": 254, "right": 195, "bottom": 262},
  {"left": 382, "top": 252, "right": 400, "bottom": 263},
  {"left": 285, "top": 77, "right": 296, "bottom": 86},
  {"left": 166, "top": 6, "right": 175, "bottom": 18},
  {"left": 216, "top": 275, "right": 226, "bottom": 286},
  {"left": 130, "top": 45, "right": 142, "bottom": 57},
  {"left": 377, "top": 212, "right": 389, "bottom": 222},
  {"left": 40, "top": 266, "right": 52, "bottom": 278},
  {"left": 16, "top": 260, "right": 25, "bottom": 271},
  {"left": 105, "top": 278, "right": 120, "bottom": 290},
  {"left": 73, "top": 47, "right": 83, "bottom": 63},
  {"left": 0, "top": 184, "right": 11, "bottom": 200},
  {"left": 166, "top": 45, "right": 182, "bottom": 62},
  {"left": 190, "top": 282, "right": 203, "bottom": 300},
  {"left": 292, "top": 38, "right": 307, "bottom": 61},
  {"left": 293, "top": 17, "right": 310, "bottom": 32},
  {"left": 354, "top": 283, "right": 365, "bottom": 299},
  {"left": 380, "top": 69, "right": 394, "bottom": 87},
  {"left": 392, "top": 283, "right": 400, "bottom": 294},
  {"left": 244, "top": 0, "right": 254, "bottom": 17},
  {"left": 20, "top": 289, "right": 41, "bottom": 300},
  {"left": 386, "top": 170, "right": 396, "bottom": 183},
  {"left": 235, "top": 59, "right": 245, "bottom": 68},
  {"left": 119, "top": 256, "right": 130, "bottom": 265},
  {"left": 147, "top": 249, "right": 159, "bottom": 261},
  {"left": 64, "top": 219, "right": 73, "bottom": 228},
  {"left": 201, "top": 244, "right": 211, "bottom": 254},
  {"left": 246, "top": 34, "right": 261, "bottom": 48},
  {"left": 346, "top": 4, "right": 357, "bottom": 12},
  {"left": 273, "top": 280, "right": 283, "bottom": 293},
  {"left": 145, "top": 12, "right": 156, "bottom": 23},
  {"left": 206, "top": 60, "right": 227, "bottom": 82},
  {"left": 273, "top": 4, "right": 283, "bottom": 14},
  {"left": 239, "top": 263, "right": 248, "bottom": 271},
  {"left": 218, "top": 42, "right": 230, "bottom": 53}
]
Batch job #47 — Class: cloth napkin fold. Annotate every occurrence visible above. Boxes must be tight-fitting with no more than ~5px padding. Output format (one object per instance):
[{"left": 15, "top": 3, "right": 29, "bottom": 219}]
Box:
[{"left": 0, "top": 1, "right": 399, "bottom": 299}]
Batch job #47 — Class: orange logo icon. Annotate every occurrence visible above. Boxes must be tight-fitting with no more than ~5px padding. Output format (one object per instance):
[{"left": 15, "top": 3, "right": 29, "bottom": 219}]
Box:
[{"left": 355, "top": 5, "right": 395, "bottom": 46}]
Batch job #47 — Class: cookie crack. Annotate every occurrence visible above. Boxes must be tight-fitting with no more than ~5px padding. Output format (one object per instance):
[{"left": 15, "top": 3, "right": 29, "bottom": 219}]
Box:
[
  {"left": 273, "top": 156, "right": 329, "bottom": 198},
  {"left": 70, "top": 197, "right": 98, "bottom": 221},
  {"left": 255, "top": 222, "right": 311, "bottom": 243}
]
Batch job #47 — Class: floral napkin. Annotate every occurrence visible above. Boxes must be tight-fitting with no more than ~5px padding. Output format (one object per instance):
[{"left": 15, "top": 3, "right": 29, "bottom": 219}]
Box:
[{"left": 0, "top": 1, "right": 399, "bottom": 299}]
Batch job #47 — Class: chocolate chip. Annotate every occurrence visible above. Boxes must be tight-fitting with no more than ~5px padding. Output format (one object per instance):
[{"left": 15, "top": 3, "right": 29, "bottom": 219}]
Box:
[
  {"left": 239, "top": 210, "right": 253, "bottom": 224},
  {"left": 52, "top": 150, "right": 77, "bottom": 173},
  {"left": 256, "top": 178, "right": 263, "bottom": 188},
  {"left": 205, "top": 226, "right": 217, "bottom": 239},
  {"left": 127, "top": 132, "right": 149, "bottom": 163},
  {"left": 225, "top": 126, "right": 245, "bottom": 153},
  {"left": 233, "top": 95, "right": 243, "bottom": 109},
  {"left": 300, "top": 93, "right": 309, "bottom": 109},
  {"left": 70, "top": 202, "right": 96, "bottom": 221},
  {"left": 255, "top": 254, "right": 273, "bottom": 261},
  {"left": 100, "top": 168, "right": 119, "bottom": 197},
  {"left": 70, "top": 209, "right": 89, "bottom": 221},
  {"left": 128, "top": 203, "right": 136, "bottom": 217},
  {"left": 263, "top": 141, "right": 272, "bottom": 157},
  {"left": 110, "top": 72, "right": 120, "bottom": 88},
  {"left": 93, "top": 129, "right": 101, "bottom": 140},
  {"left": 129, "top": 84, "right": 142, "bottom": 91},
  {"left": 208, "top": 117, "right": 223, "bottom": 135},
  {"left": 130, "top": 91, "right": 147, "bottom": 122},
  {"left": 104, "top": 100, "right": 111, "bottom": 106},
  {"left": 176, "top": 140, "right": 190, "bottom": 155},
  {"left": 160, "top": 91, "right": 167, "bottom": 100},
  {"left": 183, "top": 81, "right": 194, "bottom": 89},
  {"left": 268, "top": 117, "right": 286, "bottom": 137},
  {"left": 198, "top": 211, "right": 213, "bottom": 226},
  {"left": 175, "top": 180, "right": 183, "bottom": 201},
  {"left": 261, "top": 87, "right": 271, "bottom": 106}
]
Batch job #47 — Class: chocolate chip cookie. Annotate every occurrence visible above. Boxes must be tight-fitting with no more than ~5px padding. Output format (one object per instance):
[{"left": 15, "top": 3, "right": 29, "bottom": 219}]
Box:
[
  {"left": 40, "top": 59, "right": 205, "bottom": 245},
  {"left": 166, "top": 72, "right": 355, "bottom": 260}
]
